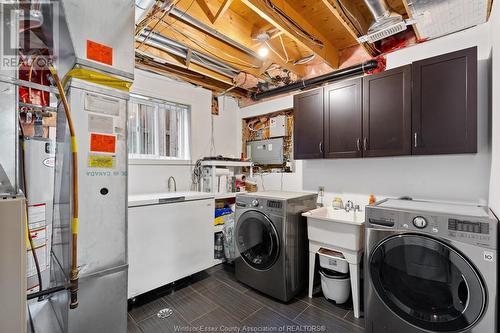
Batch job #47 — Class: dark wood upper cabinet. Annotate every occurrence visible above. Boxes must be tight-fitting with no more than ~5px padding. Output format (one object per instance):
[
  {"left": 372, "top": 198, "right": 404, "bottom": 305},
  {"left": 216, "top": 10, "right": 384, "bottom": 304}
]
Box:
[
  {"left": 412, "top": 47, "right": 477, "bottom": 155},
  {"left": 293, "top": 88, "right": 324, "bottom": 159},
  {"left": 324, "top": 78, "right": 363, "bottom": 158},
  {"left": 362, "top": 65, "right": 412, "bottom": 157}
]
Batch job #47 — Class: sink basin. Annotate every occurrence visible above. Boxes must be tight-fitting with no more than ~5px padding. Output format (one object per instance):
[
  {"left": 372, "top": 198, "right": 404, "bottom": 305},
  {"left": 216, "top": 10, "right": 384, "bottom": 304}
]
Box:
[
  {"left": 303, "top": 207, "right": 365, "bottom": 225},
  {"left": 303, "top": 207, "right": 365, "bottom": 252}
]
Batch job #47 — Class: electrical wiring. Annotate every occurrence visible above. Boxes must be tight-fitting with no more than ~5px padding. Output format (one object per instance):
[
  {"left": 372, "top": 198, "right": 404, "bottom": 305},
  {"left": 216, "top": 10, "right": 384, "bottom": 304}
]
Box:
[
  {"left": 262, "top": 0, "right": 324, "bottom": 47},
  {"left": 48, "top": 65, "right": 80, "bottom": 309},
  {"left": 19, "top": 121, "right": 43, "bottom": 299},
  {"left": 165, "top": 23, "right": 261, "bottom": 69},
  {"left": 337, "top": 0, "right": 364, "bottom": 36},
  {"left": 264, "top": 40, "right": 287, "bottom": 62},
  {"left": 279, "top": 35, "right": 290, "bottom": 63}
]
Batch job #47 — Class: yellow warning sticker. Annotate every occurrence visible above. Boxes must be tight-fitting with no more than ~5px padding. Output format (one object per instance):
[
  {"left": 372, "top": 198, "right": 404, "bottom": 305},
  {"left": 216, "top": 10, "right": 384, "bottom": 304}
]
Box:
[{"left": 88, "top": 154, "right": 115, "bottom": 169}]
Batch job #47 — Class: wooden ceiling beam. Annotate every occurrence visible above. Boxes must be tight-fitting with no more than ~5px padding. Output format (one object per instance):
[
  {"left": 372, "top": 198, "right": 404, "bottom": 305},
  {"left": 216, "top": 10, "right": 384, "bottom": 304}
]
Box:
[
  {"left": 240, "top": 0, "right": 340, "bottom": 68},
  {"left": 214, "top": 0, "right": 234, "bottom": 23},
  {"left": 173, "top": 0, "right": 308, "bottom": 77},
  {"left": 321, "top": 0, "right": 376, "bottom": 56}
]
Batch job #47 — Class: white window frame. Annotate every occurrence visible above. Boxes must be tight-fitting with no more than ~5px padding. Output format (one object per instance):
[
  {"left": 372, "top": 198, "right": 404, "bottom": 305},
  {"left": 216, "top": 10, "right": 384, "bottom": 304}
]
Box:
[{"left": 128, "top": 94, "right": 191, "bottom": 164}]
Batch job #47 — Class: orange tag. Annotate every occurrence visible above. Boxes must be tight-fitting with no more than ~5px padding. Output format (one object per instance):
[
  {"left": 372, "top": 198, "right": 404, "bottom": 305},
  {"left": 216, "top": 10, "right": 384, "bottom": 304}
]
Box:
[
  {"left": 90, "top": 133, "right": 116, "bottom": 153},
  {"left": 86, "top": 40, "right": 113, "bottom": 66}
]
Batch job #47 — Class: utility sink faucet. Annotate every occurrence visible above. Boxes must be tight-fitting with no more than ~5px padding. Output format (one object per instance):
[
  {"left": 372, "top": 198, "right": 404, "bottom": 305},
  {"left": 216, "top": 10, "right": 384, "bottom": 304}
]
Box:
[
  {"left": 345, "top": 200, "right": 361, "bottom": 212},
  {"left": 168, "top": 176, "right": 177, "bottom": 192}
]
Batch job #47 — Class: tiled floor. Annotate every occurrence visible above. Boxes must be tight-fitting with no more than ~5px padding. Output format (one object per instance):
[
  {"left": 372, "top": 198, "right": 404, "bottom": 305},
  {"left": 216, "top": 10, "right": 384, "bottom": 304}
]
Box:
[{"left": 128, "top": 264, "right": 364, "bottom": 333}]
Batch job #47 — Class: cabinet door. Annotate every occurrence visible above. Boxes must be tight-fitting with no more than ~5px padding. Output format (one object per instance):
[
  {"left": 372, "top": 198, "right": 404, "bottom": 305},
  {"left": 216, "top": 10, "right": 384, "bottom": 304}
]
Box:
[
  {"left": 412, "top": 47, "right": 477, "bottom": 154},
  {"left": 324, "top": 78, "right": 363, "bottom": 158},
  {"left": 293, "top": 88, "right": 324, "bottom": 159},
  {"left": 363, "top": 65, "right": 412, "bottom": 157}
]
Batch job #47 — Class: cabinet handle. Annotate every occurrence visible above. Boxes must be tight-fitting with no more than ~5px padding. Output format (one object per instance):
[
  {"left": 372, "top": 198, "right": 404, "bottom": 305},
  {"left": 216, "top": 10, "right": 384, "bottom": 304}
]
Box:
[
  {"left": 319, "top": 141, "right": 323, "bottom": 153},
  {"left": 363, "top": 138, "right": 368, "bottom": 151},
  {"left": 414, "top": 132, "right": 418, "bottom": 148},
  {"left": 356, "top": 138, "right": 361, "bottom": 151}
]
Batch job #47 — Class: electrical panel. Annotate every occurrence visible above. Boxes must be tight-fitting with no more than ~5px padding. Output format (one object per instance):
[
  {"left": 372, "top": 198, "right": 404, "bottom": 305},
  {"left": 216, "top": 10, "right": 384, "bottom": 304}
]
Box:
[
  {"left": 247, "top": 138, "right": 284, "bottom": 165},
  {"left": 269, "top": 115, "right": 288, "bottom": 138}
]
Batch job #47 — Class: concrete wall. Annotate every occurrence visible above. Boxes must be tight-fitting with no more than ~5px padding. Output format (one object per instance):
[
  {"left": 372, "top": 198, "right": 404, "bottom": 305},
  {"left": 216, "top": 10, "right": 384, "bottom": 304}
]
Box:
[
  {"left": 128, "top": 69, "right": 239, "bottom": 195},
  {"left": 489, "top": 2, "right": 500, "bottom": 213},
  {"left": 240, "top": 22, "right": 493, "bottom": 206}
]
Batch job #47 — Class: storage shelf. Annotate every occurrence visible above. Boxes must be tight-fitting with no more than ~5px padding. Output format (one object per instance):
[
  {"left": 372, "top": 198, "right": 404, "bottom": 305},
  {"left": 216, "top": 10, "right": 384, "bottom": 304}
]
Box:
[
  {"left": 214, "top": 224, "right": 224, "bottom": 233},
  {"left": 200, "top": 160, "right": 253, "bottom": 168},
  {"left": 214, "top": 192, "right": 248, "bottom": 200}
]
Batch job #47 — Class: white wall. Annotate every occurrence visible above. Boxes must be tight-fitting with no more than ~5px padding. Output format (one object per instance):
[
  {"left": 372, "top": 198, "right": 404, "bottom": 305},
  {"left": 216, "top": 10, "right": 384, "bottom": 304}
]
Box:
[
  {"left": 238, "top": 96, "right": 304, "bottom": 192},
  {"left": 489, "top": 2, "right": 500, "bottom": 213},
  {"left": 128, "top": 69, "right": 239, "bottom": 195},
  {"left": 240, "top": 23, "right": 493, "bottom": 206}
]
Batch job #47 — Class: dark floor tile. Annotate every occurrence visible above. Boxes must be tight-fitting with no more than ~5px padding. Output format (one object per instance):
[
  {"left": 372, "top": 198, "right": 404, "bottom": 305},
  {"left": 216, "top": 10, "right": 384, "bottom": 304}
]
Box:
[
  {"left": 156, "top": 283, "right": 194, "bottom": 299},
  {"left": 138, "top": 310, "right": 190, "bottom": 333},
  {"left": 242, "top": 307, "right": 297, "bottom": 332},
  {"left": 201, "top": 285, "right": 263, "bottom": 322},
  {"left": 244, "top": 288, "right": 310, "bottom": 321},
  {"left": 205, "top": 264, "right": 224, "bottom": 275},
  {"left": 129, "top": 297, "right": 169, "bottom": 323},
  {"left": 190, "top": 272, "right": 223, "bottom": 293},
  {"left": 213, "top": 267, "right": 248, "bottom": 292},
  {"left": 128, "top": 314, "right": 142, "bottom": 333},
  {"left": 344, "top": 310, "right": 365, "bottom": 328},
  {"left": 295, "top": 307, "right": 364, "bottom": 333},
  {"left": 296, "top": 292, "right": 349, "bottom": 319},
  {"left": 191, "top": 307, "right": 241, "bottom": 328},
  {"left": 162, "top": 290, "right": 218, "bottom": 323}
]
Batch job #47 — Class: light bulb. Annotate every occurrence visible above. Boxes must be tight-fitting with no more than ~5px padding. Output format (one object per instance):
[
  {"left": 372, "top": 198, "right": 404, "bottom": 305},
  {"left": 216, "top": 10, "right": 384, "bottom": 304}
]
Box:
[{"left": 258, "top": 46, "right": 269, "bottom": 58}]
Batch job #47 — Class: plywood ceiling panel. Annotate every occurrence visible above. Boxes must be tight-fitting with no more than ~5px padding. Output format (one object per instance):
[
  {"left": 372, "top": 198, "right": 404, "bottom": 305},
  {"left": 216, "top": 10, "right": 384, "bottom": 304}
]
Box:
[{"left": 288, "top": 0, "right": 360, "bottom": 49}]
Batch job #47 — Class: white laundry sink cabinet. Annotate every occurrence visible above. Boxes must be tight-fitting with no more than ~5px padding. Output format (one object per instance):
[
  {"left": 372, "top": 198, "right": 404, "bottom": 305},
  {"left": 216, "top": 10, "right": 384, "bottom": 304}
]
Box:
[{"left": 303, "top": 207, "right": 365, "bottom": 319}]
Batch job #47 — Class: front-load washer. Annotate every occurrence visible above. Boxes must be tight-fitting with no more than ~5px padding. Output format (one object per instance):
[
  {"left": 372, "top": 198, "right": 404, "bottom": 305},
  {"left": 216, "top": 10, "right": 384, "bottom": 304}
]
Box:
[
  {"left": 365, "top": 198, "right": 497, "bottom": 333},
  {"left": 234, "top": 191, "right": 317, "bottom": 302}
]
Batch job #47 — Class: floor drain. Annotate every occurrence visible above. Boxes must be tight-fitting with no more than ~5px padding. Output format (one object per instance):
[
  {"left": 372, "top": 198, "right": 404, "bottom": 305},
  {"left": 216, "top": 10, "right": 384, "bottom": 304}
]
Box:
[{"left": 157, "top": 308, "right": 173, "bottom": 319}]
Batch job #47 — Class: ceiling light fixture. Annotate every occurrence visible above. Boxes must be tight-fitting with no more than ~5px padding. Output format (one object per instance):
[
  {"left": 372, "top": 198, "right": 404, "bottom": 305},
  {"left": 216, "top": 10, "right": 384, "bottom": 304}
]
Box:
[{"left": 258, "top": 46, "right": 269, "bottom": 58}]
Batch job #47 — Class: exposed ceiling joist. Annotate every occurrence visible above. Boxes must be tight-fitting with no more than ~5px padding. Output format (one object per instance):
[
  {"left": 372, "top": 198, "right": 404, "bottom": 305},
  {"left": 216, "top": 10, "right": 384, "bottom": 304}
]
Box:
[
  {"left": 214, "top": 0, "right": 234, "bottom": 23},
  {"left": 240, "top": 0, "right": 340, "bottom": 69},
  {"left": 173, "top": 0, "right": 309, "bottom": 77},
  {"left": 321, "top": 0, "right": 376, "bottom": 55}
]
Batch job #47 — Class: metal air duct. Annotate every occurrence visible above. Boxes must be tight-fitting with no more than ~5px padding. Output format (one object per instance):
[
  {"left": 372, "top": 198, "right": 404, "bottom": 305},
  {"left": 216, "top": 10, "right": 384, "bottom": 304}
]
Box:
[{"left": 358, "top": 0, "right": 407, "bottom": 43}]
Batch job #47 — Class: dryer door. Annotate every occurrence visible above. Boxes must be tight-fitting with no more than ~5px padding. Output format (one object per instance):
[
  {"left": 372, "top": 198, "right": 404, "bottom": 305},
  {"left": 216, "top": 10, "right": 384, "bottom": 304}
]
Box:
[
  {"left": 236, "top": 210, "right": 280, "bottom": 270},
  {"left": 369, "top": 234, "right": 486, "bottom": 332}
]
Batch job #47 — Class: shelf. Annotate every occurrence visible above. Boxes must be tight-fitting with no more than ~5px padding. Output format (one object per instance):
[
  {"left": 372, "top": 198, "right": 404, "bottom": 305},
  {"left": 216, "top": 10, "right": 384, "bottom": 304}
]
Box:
[
  {"left": 214, "top": 224, "right": 225, "bottom": 233},
  {"left": 213, "top": 258, "right": 226, "bottom": 265},
  {"left": 200, "top": 160, "right": 253, "bottom": 168}
]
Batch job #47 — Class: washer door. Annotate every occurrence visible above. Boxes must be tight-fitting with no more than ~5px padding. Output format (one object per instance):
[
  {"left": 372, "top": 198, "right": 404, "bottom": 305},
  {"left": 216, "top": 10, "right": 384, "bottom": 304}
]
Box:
[
  {"left": 370, "top": 234, "right": 486, "bottom": 332},
  {"left": 236, "top": 210, "right": 280, "bottom": 270}
]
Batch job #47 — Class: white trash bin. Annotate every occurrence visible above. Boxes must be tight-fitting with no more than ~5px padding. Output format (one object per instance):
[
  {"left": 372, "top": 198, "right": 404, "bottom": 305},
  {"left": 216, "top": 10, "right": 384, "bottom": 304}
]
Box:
[{"left": 319, "top": 268, "right": 351, "bottom": 304}]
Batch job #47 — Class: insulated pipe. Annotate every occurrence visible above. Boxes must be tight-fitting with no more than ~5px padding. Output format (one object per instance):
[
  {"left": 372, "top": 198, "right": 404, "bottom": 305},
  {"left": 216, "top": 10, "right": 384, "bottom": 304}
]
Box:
[{"left": 251, "top": 60, "right": 379, "bottom": 101}]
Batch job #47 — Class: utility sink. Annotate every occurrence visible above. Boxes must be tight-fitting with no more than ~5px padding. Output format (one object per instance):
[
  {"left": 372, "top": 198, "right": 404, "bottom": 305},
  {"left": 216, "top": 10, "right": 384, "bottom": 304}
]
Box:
[{"left": 302, "top": 207, "right": 365, "bottom": 252}]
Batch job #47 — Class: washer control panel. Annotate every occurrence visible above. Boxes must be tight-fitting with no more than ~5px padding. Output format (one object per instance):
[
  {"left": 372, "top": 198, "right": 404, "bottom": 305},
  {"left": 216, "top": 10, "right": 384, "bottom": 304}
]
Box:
[
  {"left": 412, "top": 216, "right": 428, "bottom": 229},
  {"left": 366, "top": 202, "right": 497, "bottom": 249}
]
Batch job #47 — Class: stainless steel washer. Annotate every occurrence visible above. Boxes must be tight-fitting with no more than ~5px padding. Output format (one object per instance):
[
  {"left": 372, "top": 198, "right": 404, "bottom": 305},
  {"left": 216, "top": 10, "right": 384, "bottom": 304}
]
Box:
[
  {"left": 365, "top": 199, "right": 497, "bottom": 333},
  {"left": 235, "top": 191, "right": 317, "bottom": 302}
]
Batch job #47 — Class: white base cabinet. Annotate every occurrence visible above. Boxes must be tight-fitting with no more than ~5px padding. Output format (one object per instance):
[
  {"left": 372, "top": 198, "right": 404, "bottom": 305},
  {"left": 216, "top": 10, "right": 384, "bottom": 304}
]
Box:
[{"left": 128, "top": 198, "right": 214, "bottom": 298}]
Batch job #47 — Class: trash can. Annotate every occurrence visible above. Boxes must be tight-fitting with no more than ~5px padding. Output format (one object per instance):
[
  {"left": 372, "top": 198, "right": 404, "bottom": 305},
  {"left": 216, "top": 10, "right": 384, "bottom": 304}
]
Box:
[
  {"left": 318, "top": 249, "right": 351, "bottom": 304},
  {"left": 319, "top": 268, "right": 351, "bottom": 304}
]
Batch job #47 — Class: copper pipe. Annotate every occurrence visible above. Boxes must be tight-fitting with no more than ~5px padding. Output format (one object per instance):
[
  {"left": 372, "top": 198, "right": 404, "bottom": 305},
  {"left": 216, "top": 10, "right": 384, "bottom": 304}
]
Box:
[{"left": 49, "top": 66, "right": 80, "bottom": 309}]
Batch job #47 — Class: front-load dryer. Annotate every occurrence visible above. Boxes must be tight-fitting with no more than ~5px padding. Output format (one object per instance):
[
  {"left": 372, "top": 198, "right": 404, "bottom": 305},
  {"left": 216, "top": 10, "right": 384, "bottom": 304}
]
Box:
[
  {"left": 234, "top": 191, "right": 317, "bottom": 302},
  {"left": 365, "top": 198, "right": 497, "bottom": 333}
]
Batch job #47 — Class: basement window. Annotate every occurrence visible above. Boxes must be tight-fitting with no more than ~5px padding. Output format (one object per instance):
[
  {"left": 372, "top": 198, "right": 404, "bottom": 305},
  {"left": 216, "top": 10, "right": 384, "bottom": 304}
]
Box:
[{"left": 128, "top": 95, "right": 190, "bottom": 161}]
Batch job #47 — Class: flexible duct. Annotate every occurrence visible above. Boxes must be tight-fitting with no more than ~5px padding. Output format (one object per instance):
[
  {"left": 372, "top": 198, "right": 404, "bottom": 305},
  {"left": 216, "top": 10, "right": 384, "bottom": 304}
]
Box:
[{"left": 251, "top": 60, "right": 379, "bottom": 101}]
